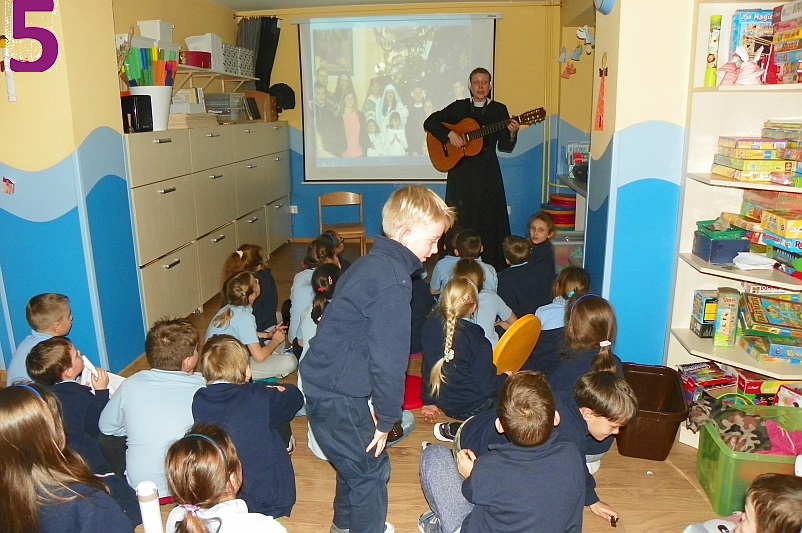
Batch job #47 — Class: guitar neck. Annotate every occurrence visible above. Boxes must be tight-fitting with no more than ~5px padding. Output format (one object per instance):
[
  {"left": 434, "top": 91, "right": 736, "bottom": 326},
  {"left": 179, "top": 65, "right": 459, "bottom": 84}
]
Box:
[{"left": 465, "top": 114, "right": 520, "bottom": 142}]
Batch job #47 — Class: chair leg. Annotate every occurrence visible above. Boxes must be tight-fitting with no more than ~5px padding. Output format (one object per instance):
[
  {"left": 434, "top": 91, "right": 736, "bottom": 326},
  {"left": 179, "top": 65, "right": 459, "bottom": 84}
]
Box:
[{"left": 360, "top": 237, "right": 366, "bottom": 256}]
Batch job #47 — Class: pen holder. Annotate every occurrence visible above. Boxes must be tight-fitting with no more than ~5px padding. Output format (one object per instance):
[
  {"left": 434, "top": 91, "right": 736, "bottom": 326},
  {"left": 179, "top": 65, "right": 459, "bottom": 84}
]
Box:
[{"left": 130, "top": 86, "right": 172, "bottom": 131}]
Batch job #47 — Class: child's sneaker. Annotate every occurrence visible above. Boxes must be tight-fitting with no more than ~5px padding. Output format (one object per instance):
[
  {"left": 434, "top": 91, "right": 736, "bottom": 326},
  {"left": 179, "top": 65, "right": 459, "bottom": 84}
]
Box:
[
  {"left": 330, "top": 522, "right": 395, "bottom": 533},
  {"left": 433, "top": 422, "right": 460, "bottom": 442},
  {"left": 286, "top": 435, "right": 296, "bottom": 455},
  {"left": 418, "top": 511, "right": 442, "bottom": 533}
]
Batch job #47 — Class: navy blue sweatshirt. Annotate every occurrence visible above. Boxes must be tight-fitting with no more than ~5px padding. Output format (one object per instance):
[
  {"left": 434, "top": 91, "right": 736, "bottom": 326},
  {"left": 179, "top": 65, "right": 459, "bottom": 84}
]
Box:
[
  {"left": 301, "top": 237, "right": 421, "bottom": 433},
  {"left": 50, "top": 381, "right": 111, "bottom": 474},
  {"left": 192, "top": 382, "right": 304, "bottom": 517},
  {"left": 548, "top": 348, "right": 623, "bottom": 398},
  {"left": 497, "top": 261, "right": 554, "bottom": 317},
  {"left": 420, "top": 315, "right": 506, "bottom": 419},
  {"left": 461, "top": 436, "right": 585, "bottom": 533}
]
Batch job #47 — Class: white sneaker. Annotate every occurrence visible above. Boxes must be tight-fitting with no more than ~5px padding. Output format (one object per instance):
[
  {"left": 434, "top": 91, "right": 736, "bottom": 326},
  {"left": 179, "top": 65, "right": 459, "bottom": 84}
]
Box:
[
  {"left": 586, "top": 460, "right": 601, "bottom": 474},
  {"left": 384, "top": 523, "right": 395, "bottom": 533}
]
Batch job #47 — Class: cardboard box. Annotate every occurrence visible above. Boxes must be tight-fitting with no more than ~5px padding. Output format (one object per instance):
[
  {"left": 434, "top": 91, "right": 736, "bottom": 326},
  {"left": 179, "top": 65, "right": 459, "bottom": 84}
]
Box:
[
  {"left": 714, "top": 287, "right": 739, "bottom": 347},
  {"left": 692, "top": 290, "right": 718, "bottom": 323},
  {"left": 761, "top": 209, "right": 802, "bottom": 239},
  {"left": 773, "top": 384, "right": 802, "bottom": 407},
  {"left": 743, "top": 189, "right": 802, "bottom": 211},
  {"left": 732, "top": 367, "right": 802, "bottom": 395},
  {"left": 185, "top": 33, "right": 224, "bottom": 72},
  {"left": 718, "top": 137, "right": 788, "bottom": 150},
  {"left": 692, "top": 231, "right": 751, "bottom": 265},
  {"left": 137, "top": 20, "right": 175, "bottom": 43},
  {"left": 691, "top": 316, "right": 715, "bottom": 338}
]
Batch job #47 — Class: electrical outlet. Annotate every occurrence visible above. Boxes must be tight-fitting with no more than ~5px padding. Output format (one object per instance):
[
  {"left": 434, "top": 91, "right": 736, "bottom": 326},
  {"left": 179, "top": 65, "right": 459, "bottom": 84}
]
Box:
[
  {"left": 289, "top": 205, "right": 298, "bottom": 214},
  {"left": 507, "top": 205, "right": 512, "bottom": 215}
]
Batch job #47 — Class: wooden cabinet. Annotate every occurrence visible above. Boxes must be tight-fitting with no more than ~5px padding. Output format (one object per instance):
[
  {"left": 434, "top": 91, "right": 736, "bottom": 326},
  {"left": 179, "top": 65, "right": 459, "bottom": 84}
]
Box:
[
  {"left": 236, "top": 207, "right": 269, "bottom": 252},
  {"left": 125, "top": 121, "right": 289, "bottom": 327},
  {"left": 666, "top": 1, "right": 802, "bottom": 447},
  {"left": 268, "top": 195, "right": 291, "bottom": 255},
  {"left": 196, "top": 223, "right": 237, "bottom": 303}
]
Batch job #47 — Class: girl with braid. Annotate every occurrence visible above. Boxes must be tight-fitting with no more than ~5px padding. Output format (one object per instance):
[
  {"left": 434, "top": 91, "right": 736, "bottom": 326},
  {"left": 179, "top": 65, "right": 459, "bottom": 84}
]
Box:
[{"left": 420, "top": 278, "right": 509, "bottom": 441}]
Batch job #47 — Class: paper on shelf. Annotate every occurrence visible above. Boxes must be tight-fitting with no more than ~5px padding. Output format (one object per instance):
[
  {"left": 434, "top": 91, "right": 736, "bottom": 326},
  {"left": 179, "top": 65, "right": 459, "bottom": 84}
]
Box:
[{"left": 733, "top": 252, "right": 777, "bottom": 271}]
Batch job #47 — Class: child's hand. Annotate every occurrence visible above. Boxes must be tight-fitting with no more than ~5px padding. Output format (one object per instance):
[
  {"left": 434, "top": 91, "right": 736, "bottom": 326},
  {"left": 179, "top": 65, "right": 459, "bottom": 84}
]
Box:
[
  {"left": 420, "top": 405, "right": 441, "bottom": 424},
  {"left": 91, "top": 368, "right": 110, "bottom": 391},
  {"left": 366, "top": 428, "right": 388, "bottom": 457},
  {"left": 456, "top": 449, "right": 476, "bottom": 478},
  {"left": 266, "top": 385, "right": 286, "bottom": 392},
  {"left": 589, "top": 501, "right": 618, "bottom": 524},
  {"left": 272, "top": 328, "right": 287, "bottom": 344}
]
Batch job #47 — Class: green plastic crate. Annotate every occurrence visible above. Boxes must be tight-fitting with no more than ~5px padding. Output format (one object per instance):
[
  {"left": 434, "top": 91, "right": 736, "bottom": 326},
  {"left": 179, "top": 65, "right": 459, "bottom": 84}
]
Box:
[
  {"left": 696, "top": 220, "right": 745, "bottom": 240},
  {"left": 696, "top": 405, "right": 802, "bottom": 515}
]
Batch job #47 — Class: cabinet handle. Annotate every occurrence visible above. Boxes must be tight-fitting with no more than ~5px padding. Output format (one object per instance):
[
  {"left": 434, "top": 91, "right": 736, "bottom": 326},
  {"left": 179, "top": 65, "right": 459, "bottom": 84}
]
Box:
[
  {"left": 247, "top": 217, "right": 259, "bottom": 223},
  {"left": 158, "top": 187, "right": 177, "bottom": 194},
  {"left": 163, "top": 259, "right": 181, "bottom": 269},
  {"left": 206, "top": 132, "right": 221, "bottom": 138},
  {"left": 246, "top": 164, "right": 258, "bottom": 169},
  {"left": 209, "top": 174, "right": 224, "bottom": 180},
  {"left": 275, "top": 203, "right": 284, "bottom": 209},
  {"left": 274, "top": 156, "right": 283, "bottom": 161},
  {"left": 272, "top": 125, "right": 281, "bottom": 130},
  {"left": 212, "top": 234, "right": 226, "bottom": 243},
  {"left": 244, "top": 128, "right": 251, "bottom": 133},
  {"left": 153, "top": 138, "right": 173, "bottom": 144}
]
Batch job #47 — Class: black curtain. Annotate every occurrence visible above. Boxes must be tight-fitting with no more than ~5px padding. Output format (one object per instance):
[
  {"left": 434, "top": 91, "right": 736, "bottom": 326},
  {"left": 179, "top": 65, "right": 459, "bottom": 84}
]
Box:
[{"left": 254, "top": 17, "right": 280, "bottom": 93}]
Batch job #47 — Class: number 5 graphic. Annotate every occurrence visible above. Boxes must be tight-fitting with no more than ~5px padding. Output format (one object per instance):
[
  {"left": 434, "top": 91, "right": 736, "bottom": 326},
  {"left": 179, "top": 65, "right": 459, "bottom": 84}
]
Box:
[{"left": 10, "top": 0, "right": 58, "bottom": 72}]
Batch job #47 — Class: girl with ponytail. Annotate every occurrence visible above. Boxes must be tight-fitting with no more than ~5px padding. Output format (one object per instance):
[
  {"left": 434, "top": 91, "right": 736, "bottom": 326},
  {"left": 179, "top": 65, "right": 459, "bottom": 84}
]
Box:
[
  {"left": 165, "top": 424, "right": 287, "bottom": 533},
  {"left": 548, "top": 294, "right": 623, "bottom": 398},
  {"left": 420, "top": 278, "right": 508, "bottom": 437}
]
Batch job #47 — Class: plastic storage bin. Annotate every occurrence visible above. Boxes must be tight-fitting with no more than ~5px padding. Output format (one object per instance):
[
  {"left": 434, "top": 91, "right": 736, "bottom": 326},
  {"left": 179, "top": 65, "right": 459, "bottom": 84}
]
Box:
[
  {"left": 696, "top": 405, "right": 802, "bottom": 515},
  {"left": 552, "top": 231, "right": 584, "bottom": 273},
  {"left": 616, "top": 363, "right": 688, "bottom": 461}
]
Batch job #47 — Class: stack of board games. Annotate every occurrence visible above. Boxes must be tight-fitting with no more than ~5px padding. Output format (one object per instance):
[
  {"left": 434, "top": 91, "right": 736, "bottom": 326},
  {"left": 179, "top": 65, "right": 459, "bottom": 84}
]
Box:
[
  {"left": 769, "top": 0, "right": 802, "bottom": 84},
  {"left": 739, "top": 293, "right": 802, "bottom": 339},
  {"left": 677, "top": 362, "right": 737, "bottom": 403},
  {"left": 712, "top": 136, "right": 793, "bottom": 182}
]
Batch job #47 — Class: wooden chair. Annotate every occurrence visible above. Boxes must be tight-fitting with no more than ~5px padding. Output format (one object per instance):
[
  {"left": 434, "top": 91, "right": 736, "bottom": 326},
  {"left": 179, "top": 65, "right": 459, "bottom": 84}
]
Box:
[
  {"left": 318, "top": 192, "right": 366, "bottom": 256},
  {"left": 492, "top": 314, "right": 542, "bottom": 375}
]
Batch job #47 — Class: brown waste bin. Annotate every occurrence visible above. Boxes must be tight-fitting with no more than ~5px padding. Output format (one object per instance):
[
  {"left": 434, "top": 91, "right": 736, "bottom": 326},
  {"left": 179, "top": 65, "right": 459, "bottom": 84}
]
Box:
[{"left": 616, "top": 363, "right": 689, "bottom": 461}]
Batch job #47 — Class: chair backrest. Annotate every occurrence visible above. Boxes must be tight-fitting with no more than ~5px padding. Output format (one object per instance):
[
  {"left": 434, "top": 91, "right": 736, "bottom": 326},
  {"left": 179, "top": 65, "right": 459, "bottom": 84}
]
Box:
[
  {"left": 318, "top": 192, "right": 363, "bottom": 232},
  {"left": 492, "top": 314, "right": 542, "bottom": 375}
]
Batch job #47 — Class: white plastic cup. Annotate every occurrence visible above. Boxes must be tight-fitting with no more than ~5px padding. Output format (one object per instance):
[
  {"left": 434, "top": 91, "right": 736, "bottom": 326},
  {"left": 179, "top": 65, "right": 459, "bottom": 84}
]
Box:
[
  {"left": 136, "top": 480, "right": 164, "bottom": 533},
  {"left": 130, "top": 86, "right": 173, "bottom": 131}
]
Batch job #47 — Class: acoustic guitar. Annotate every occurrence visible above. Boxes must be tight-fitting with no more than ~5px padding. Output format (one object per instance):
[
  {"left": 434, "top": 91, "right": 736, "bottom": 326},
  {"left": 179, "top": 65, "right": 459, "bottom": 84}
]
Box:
[{"left": 426, "top": 108, "right": 546, "bottom": 172}]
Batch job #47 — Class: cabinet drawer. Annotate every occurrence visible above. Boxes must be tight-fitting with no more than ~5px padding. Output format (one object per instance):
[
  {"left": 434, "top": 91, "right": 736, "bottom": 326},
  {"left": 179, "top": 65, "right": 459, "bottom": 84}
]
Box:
[
  {"left": 236, "top": 207, "right": 268, "bottom": 251},
  {"left": 196, "top": 223, "right": 237, "bottom": 303},
  {"left": 193, "top": 164, "right": 237, "bottom": 237},
  {"left": 235, "top": 156, "right": 269, "bottom": 216},
  {"left": 189, "top": 127, "right": 234, "bottom": 171},
  {"left": 264, "top": 122, "right": 289, "bottom": 155},
  {"left": 140, "top": 243, "right": 201, "bottom": 327},
  {"left": 125, "top": 130, "right": 192, "bottom": 187},
  {"left": 267, "top": 195, "right": 291, "bottom": 254},
  {"left": 130, "top": 175, "right": 196, "bottom": 264},
  {"left": 233, "top": 123, "right": 270, "bottom": 160},
  {"left": 266, "top": 151, "right": 290, "bottom": 202}
]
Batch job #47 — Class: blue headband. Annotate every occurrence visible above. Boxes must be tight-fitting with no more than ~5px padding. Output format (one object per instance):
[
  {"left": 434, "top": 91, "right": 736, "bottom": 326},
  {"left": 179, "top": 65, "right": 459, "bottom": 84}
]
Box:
[
  {"left": 184, "top": 433, "right": 228, "bottom": 466},
  {"left": 13, "top": 384, "right": 44, "bottom": 400},
  {"left": 570, "top": 293, "right": 600, "bottom": 313}
]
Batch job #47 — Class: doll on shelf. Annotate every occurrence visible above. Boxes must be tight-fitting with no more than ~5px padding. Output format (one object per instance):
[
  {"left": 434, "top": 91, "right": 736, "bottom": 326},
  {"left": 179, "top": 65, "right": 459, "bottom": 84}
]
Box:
[{"left": 716, "top": 46, "right": 748, "bottom": 85}]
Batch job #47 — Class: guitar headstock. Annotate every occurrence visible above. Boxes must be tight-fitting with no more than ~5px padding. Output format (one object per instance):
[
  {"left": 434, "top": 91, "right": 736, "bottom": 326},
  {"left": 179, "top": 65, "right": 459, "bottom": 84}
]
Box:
[{"left": 517, "top": 108, "right": 547, "bottom": 126}]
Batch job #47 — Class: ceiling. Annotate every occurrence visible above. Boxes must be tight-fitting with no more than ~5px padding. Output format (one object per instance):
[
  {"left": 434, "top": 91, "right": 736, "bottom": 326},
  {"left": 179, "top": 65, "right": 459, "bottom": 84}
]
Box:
[{"left": 208, "top": 0, "right": 552, "bottom": 15}]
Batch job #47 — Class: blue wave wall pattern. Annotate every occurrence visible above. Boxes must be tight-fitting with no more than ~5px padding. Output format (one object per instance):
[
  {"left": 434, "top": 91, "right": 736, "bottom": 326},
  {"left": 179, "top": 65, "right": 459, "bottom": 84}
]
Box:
[
  {"left": 587, "top": 121, "right": 683, "bottom": 365},
  {"left": 0, "top": 127, "right": 144, "bottom": 372}
]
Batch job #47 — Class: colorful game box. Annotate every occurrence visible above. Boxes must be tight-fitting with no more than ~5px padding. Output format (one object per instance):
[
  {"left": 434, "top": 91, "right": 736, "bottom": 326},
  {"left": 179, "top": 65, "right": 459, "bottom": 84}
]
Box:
[
  {"left": 761, "top": 209, "right": 802, "bottom": 239},
  {"left": 714, "top": 154, "right": 795, "bottom": 173},
  {"left": 731, "top": 9, "right": 774, "bottom": 59},
  {"left": 714, "top": 287, "right": 739, "bottom": 347},
  {"left": 693, "top": 289, "right": 718, "bottom": 323},
  {"left": 773, "top": 384, "right": 802, "bottom": 407},
  {"left": 737, "top": 335, "right": 802, "bottom": 364},
  {"left": 740, "top": 294, "right": 802, "bottom": 338},
  {"left": 718, "top": 137, "right": 787, "bottom": 150},
  {"left": 677, "top": 361, "right": 737, "bottom": 403},
  {"left": 691, "top": 316, "right": 715, "bottom": 338}
]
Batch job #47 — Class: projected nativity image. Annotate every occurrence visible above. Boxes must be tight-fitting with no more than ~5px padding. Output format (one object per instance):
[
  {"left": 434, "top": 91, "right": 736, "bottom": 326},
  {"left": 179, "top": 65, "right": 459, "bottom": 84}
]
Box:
[{"left": 299, "top": 15, "right": 496, "bottom": 182}]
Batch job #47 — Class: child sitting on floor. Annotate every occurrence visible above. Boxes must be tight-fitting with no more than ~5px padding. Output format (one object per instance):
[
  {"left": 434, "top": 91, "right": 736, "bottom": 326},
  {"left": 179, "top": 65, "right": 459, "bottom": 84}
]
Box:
[
  {"left": 193, "top": 335, "right": 303, "bottom": 519},
  {"left": 429, "top": 225, "right": 463, "bottom": 297},
  {"left": 453, "top": 258, "right": 516, "bottom": 348},
  {"left": 418, "top": 370, "right": 585, "bottom": 533},
  {"left": 6, "top": 293, "right": 72, "bottom": 385},
  {"left": 0, "top": 384, "right": 133, "bottom": 533},
  {"left": 420, "top": 278, "right": 508, "bottom": 436},
  {"left": 165, "top": 423, "right": 287, "bottom": 532},
  {"left": 523, "top": 266, "right": 590, "bottom": 376},
  {"left": 682, "top": 473, "right": 802, "bottom": 533},
  {"left": 207, "top": 271, "right": 296, "bottom": 380},
  {"left": 527, "top": 212, "right": 557, "bottom": 309},
  {"left": 221, "top": 244, "right": 280, "bottom": 334},
  {"left": 26, "top": 338, "right": 141, "bottom": 527}
]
